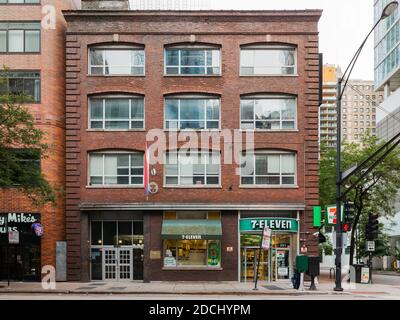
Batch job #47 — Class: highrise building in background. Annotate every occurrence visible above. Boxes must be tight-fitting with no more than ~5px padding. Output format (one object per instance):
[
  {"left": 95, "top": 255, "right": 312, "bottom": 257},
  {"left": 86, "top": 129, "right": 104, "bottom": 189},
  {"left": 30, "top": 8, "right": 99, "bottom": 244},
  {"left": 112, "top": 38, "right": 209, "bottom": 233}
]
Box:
[
  {"left": 130, "top": 0, "right": 211, "bottom": 10},
  {"left": 0, "top": 0, "right": 78, "bottom": 281},
  {"left": 320, "top": 64, "right": 341, "bottom": 148},
  {"left": 341, "top": 80, "right": 383, "bottom": 144}
]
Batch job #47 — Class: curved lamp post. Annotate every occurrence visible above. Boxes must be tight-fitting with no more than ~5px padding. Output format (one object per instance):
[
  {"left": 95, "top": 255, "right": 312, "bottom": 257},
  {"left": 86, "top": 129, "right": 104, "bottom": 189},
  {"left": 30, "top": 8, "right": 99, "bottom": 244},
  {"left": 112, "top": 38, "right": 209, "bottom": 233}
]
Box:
[{"left": 334, "top": 1, "right": 399, "bottom": 292}]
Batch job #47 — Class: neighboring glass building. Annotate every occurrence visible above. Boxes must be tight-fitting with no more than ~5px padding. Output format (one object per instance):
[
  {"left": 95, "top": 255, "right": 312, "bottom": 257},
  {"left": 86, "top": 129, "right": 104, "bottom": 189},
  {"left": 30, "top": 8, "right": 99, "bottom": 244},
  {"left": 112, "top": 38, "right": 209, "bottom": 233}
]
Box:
[{"left": 374, "top": 0, "right": 400, "bottom": 91}]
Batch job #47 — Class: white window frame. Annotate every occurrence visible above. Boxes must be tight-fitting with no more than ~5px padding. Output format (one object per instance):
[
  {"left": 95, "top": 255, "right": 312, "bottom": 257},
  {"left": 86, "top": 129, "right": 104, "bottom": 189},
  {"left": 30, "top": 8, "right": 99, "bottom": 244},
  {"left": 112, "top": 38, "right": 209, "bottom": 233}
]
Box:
[
  {"left": 164, "top": 45, "right": 221, "bottom": 76},
  {"left": 240, "top": 150, "right": 297, "bottom": 187},
  {"left": 88, "top": 151, "right": 144, "bottom": 187},
  {"left": 164, "top": 95, "right": 221, "bottom": 131},
  {"left": 88, "top": 45, "right": 145, "bottom": 76},
  {"left": 239, "top": 45, "right": 297, "bottom": 76},
  {"left": 240, "top": 95, "right": 297, "bottom": 131},
  {"left": 164, "top": 151, "right": 221, "bottom": 187},
  {"left": 88, "top": 95, "right": 145, "bottom": 131}
]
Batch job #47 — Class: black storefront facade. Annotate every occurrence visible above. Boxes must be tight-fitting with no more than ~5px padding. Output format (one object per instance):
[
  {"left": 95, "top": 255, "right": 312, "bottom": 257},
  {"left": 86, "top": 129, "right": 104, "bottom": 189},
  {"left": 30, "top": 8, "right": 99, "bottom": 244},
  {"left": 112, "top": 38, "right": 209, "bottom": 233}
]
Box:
[{"left": 0, "top": 212, "right": 42, "bottom": 281}]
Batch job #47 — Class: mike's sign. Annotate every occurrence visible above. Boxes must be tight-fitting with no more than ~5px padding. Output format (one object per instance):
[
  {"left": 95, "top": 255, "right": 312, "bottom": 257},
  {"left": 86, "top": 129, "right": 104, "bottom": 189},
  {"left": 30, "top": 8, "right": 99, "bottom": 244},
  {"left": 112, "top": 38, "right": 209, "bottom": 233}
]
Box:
[{"left": 0, "top": 213, "right": 40, "bottom": 234}]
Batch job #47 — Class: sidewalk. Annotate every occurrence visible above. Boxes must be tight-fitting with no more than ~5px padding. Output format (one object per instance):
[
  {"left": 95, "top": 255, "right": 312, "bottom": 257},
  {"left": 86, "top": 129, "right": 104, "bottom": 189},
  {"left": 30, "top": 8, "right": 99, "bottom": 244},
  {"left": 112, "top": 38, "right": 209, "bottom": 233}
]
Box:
[{"left": 1, "top": 271, "right": 399, "bottom": 296}]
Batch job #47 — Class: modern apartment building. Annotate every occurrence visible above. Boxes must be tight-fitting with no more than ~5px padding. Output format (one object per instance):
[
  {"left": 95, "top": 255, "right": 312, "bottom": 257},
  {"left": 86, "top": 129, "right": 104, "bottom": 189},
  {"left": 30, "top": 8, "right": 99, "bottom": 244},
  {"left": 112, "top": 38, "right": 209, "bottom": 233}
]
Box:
[
  {"left": 320, "top": 64, "right": 340, "bottom": 148},
  {"left": 374, "top": 0, "right": 400, "bottom": 270},
  {"left": 63, "top": 1, "right": 322, "bottom": 283},
  {"left": 341, "top": 80, "right": 383, "bottom": 144},
  {"left": 0, "top": 0, "right": 77, "bottom": 281}
]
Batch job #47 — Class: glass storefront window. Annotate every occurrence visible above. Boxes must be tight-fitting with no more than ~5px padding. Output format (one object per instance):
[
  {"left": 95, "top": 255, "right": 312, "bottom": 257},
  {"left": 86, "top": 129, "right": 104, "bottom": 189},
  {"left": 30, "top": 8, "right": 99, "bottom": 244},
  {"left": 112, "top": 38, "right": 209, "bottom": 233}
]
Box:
[
  {"left": 103, "top": 221, "right": 117, "bottom": 246},
  {"left": 91, "top": 248, "right": 102, "bottom": 280},
  {"left": 163, "top": 239, "right": 221, "bottom": 267},
  {"left": 117, "top": 221, "right": 132, "bottom": 246},
  {"left": 91, "top": 221, "right": 102, "bottom": 245}
]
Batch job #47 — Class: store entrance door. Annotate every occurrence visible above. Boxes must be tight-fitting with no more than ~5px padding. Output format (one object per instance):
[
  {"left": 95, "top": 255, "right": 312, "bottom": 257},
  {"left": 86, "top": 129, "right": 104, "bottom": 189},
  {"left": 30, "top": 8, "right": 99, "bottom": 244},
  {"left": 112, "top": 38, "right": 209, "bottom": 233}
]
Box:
[
  {"left": 103, "top": 247, "right": 138, "bottom": 281},
  {"left": 272, "top": 248, "right": 291, "bottom": 280},
  {"left": 241, "top": 248, "right": 270, "bottom": 282}
]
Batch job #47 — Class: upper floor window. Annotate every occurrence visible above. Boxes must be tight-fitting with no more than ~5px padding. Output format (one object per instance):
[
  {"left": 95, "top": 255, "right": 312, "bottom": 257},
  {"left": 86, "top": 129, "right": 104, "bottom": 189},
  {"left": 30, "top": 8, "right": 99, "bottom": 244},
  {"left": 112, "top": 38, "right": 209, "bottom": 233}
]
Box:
[
  {"left": 0, "top": 22, "right": 40, "bottom": 53},
  {"left": 164, "top": 45, "right": 221, "bottom": 75},
  {"left": 0, "top": 71, "right": 40, "bottom": 102},
  {"left": 89, "top": 46, "right": 145, "bottom": 75},
  {"left": 165, "top": 151, "right": 220, "bottom": 186},
  {"left": 240, "top": 95, "right": 296, "bottom": 130},
  {"left": 0, "top": 0, "right": 40, "bottom": 3},
  {"left": 240, "top": 44, "right": 296, "bottom": 76},
  {"left": 165, "top": 95, "right": 220, "bottom": 130},
  {"left": 89, "top": 152, "right": 144, "bottom": 186},
  {"left": 89, "top": 95, "right": 144, "bottom": 130},
  {"left": 240, "top": 151, "right": 296, "bottom": 186}
]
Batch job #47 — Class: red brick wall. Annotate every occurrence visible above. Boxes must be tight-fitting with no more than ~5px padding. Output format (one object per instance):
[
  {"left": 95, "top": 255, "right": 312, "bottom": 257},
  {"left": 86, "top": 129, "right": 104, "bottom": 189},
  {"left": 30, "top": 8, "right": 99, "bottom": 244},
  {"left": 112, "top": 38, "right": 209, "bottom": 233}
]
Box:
[
  {"left": 0, "top": 0, "right": 74, "bottom": 273},
  {"left": 64, "top": 10, "right": 321, "bottom": 280}
]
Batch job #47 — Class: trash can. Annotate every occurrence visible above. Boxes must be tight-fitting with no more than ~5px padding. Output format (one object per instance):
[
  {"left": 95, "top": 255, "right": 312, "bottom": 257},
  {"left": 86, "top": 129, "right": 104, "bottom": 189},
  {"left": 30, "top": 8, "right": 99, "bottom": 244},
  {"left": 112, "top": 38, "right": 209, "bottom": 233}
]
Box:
[{"left": 351, "top": 264, "right": 364, "bottom": 283}]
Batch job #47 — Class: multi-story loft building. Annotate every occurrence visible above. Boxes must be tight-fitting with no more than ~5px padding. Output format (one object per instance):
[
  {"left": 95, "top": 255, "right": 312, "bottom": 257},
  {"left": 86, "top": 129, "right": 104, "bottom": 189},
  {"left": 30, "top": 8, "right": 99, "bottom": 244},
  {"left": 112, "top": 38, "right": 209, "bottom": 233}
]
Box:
[
  {"left": 320, "top": 64, "right": 340, "bottom": 148},
  {"left": 0, "top": 0, "right": 78, "bottom": 281},
  {"left": 341, "top": 80, "right": 383, "bottom": 144},
  {"left": 63, "top": 0, "right": 322, "bottom": 282}
]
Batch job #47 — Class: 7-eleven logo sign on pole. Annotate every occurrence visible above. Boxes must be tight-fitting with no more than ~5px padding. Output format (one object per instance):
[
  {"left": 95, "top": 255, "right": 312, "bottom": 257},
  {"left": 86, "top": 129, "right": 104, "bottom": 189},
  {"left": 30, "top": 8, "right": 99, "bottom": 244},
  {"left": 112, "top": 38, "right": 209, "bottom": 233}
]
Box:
[{"left": 326, "top": 205, "right": 344, "bottom": 225}]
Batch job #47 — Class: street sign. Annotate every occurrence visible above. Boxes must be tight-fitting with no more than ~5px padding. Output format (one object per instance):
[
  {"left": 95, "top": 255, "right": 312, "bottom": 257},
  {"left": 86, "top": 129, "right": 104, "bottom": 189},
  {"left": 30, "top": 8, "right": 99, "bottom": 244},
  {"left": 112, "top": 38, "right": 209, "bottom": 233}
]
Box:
[
  {"left": 8, "top": 230, "right": 19, "bottom": 244},
  {"left": 325, "top": 205, "right": 344, "bottom": 225},
  {"left": 366, "top": 241, "right": 375, "bottom": 252},
  {"left": 261, "top": 227, "right": 272, "bottom": 250}
]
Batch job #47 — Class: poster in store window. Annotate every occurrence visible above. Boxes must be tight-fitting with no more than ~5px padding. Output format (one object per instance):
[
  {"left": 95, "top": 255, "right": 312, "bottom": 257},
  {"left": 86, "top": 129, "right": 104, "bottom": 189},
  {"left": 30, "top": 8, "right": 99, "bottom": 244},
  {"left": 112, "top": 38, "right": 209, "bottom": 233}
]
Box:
[{"left": 207, "top": 241, "right": 220, "bottom": 267}]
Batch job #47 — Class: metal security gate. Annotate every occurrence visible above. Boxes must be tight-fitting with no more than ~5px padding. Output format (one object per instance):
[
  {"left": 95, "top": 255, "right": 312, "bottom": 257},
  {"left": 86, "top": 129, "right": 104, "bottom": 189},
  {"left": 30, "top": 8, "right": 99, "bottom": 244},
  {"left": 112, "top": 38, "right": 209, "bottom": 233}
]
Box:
[{"left": 103, "top": 248, "right": 132, "bottom": 281}]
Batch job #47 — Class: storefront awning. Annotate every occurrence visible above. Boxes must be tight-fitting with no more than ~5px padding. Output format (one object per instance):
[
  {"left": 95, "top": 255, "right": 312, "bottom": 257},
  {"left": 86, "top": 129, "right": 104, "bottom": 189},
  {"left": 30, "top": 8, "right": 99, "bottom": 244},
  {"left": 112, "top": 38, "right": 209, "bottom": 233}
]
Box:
[{"left": 161, "top": 220, "right": 222, "bottom": 240}]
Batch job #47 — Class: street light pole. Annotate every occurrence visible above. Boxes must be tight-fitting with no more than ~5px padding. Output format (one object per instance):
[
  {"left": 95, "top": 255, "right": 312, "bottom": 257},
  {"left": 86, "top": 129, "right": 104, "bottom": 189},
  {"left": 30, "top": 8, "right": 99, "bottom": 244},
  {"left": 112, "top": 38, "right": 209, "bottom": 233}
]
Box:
[{"left": 333, "top": 0, "right": 399, "bottom": 292}]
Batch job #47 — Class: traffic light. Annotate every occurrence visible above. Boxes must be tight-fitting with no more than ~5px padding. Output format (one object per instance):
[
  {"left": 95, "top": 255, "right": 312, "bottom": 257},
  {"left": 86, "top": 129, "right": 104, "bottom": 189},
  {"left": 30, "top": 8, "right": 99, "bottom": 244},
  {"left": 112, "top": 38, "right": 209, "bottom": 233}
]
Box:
[
  {"left": 366, "top": 213, "right": 379, "bottom": 241},
  {"left": 343, "top": 201, "right": 355, "bottom": 232}
]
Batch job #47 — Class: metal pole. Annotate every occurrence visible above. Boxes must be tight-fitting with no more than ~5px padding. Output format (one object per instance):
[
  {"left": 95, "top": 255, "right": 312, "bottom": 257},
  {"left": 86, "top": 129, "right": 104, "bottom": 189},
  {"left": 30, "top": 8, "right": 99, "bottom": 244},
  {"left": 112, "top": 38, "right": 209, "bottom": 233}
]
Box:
[
  {"left": 253, "top": 233, "right": 263, "bottom": 290},
  {"left": 7, "top": 245, "right": 9, "bottom": 287},
  {"left": 334, "top": 78, "right": 344, "bottom": 292}
]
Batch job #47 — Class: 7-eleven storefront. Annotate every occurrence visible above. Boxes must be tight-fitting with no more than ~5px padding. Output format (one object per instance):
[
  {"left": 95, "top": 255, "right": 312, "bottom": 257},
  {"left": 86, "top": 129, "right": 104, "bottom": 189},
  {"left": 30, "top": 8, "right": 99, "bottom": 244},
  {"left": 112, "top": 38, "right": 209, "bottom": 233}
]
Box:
[{"left": 239, "top": 211, "right": 300, "bottom": 282}]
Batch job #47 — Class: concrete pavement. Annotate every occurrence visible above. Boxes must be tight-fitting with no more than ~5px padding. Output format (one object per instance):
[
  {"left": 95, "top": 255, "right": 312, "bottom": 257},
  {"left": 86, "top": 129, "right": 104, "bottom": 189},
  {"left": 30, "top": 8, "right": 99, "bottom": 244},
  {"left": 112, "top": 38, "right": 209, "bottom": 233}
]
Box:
[{"left": 1, "top": 277, "right": 400, "bottom": 298}]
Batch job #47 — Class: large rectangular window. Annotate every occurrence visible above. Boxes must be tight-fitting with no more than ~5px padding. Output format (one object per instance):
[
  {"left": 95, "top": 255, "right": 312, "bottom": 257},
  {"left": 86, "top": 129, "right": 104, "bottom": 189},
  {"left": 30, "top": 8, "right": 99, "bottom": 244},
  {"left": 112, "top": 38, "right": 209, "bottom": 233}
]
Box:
[
  {"left": 89, "top": 96, "right": 144, "bottom": 130},
  {"left": 0, "top": 22, "right": 40, "bottom": 53},
  {"left": 0, "top": 0, "right": 40, "bottom": 3},
  {"left": 240, "top": 46, "right": 296, "bottom": 75},
  {"left": 89, "top": 47, "right": 145, "bottom": 75},
  {"left": 240, "top": 96, "right": 296, "bottom": 130},
  {"left": 165, "top": 97, "right": 220, "bottom": 130},
  {"left": 89, "top": 152, "right": 144, "bottom": 186},
  {"left": 165, "top": 48, "right": 221, "bottom": 75},
  {"left": 0, "top": 71, "right": 40, "bottom": 102},
  {"left": 241, "top": 152, "right": 296, "bottom": 186},
  {"left": 165, "top": 151, "right": 220, "bottom": 186}
]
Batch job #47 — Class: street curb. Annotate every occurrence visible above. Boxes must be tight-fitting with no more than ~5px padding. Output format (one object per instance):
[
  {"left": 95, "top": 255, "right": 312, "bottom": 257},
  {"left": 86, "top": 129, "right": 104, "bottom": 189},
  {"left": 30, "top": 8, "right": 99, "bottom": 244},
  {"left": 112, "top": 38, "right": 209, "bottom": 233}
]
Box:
[{"left": 0, "top": 290, "right": 351, "bottom": 296}]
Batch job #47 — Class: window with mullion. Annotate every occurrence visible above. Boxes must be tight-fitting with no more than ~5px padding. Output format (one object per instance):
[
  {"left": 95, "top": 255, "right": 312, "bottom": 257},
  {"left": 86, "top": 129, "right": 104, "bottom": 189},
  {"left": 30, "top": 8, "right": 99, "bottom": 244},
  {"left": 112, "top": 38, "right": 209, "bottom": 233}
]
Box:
[
  {"left": 165, "top": 151, "right": 220, "bottom": 186},
  {"left": 0, "top": 22, "right": 40, "bottom": 53},
  {"left": 0, "top": 71, "right": 40, "bottom": 102},
  {"left": 240, "top": 97, "right": 296, "bottom": 130},
  {"left": 240, "top": 47, "right": 296, "bottom": 75},
  {"left": 165, "top": 48, "right": 221, "bottom": 75},
  {"left": 89, "top": 153, "right": 144, "bottom": 186},
  {"left": 89, "top": 97, "right": 144, "bottom": 130},
  {"left": 89, "top": 48, "right": 145, "bottom": 75},
  {"left": 241, "top": 152, "right": 296, "bottom": 186},
  {"left": 165, "top": 97, "right": 220, "bottom": 130},
  {"left": 0, "top": 0, "right": 40, "bottom": 3}
]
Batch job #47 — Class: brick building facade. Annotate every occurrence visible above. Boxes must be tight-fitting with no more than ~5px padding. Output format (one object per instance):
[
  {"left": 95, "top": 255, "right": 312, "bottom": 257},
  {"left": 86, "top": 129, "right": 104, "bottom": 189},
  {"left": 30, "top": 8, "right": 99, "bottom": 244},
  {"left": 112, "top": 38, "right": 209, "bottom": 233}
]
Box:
[
  {"left": 0, "top": 0, "right": 77, "bottom": 281},
  {"left": 63, "top": 6, "right": 321, "bottom": 282}
]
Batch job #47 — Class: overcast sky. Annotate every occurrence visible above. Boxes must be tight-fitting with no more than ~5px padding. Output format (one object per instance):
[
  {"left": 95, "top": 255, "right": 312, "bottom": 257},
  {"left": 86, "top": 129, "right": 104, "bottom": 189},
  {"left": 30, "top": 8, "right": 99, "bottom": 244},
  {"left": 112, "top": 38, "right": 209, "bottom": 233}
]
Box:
[{"left": 131, "top": 0, "right": 376, "bottom": 80}]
